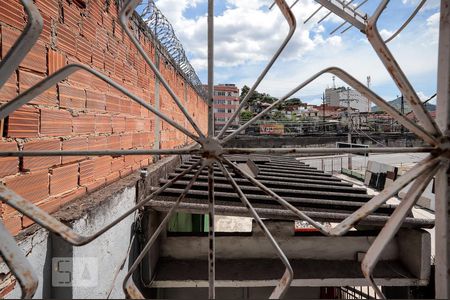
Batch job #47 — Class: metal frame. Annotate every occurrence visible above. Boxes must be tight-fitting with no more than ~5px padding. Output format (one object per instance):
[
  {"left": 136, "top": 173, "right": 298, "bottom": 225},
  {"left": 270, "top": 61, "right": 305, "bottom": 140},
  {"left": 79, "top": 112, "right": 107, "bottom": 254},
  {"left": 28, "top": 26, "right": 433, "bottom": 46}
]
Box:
[{"left": 0, "top": 0, "right": 448, "bottom": 299}]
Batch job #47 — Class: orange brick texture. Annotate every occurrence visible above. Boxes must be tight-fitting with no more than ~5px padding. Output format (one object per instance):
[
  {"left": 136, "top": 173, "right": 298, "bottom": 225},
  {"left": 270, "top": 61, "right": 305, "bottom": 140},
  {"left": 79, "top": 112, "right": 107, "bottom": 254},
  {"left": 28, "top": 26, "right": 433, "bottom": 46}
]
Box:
[{"left": 0, "top": 0, "right": 208, "bottom": 236}]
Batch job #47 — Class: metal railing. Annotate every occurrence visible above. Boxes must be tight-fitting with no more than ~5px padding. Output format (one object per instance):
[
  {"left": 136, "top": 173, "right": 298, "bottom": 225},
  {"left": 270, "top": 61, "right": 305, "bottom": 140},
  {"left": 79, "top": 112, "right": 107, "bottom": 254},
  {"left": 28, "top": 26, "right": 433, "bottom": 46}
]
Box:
[{"left": 0, "top": 0, "right": 449, "bottom": 299}]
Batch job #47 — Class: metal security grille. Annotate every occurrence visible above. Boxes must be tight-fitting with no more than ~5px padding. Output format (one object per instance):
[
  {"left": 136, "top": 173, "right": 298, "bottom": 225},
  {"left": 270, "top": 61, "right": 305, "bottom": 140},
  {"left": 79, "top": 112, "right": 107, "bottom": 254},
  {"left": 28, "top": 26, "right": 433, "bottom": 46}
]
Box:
[{"left": 0, "top": 0, "right": 449, "bottom": 299}]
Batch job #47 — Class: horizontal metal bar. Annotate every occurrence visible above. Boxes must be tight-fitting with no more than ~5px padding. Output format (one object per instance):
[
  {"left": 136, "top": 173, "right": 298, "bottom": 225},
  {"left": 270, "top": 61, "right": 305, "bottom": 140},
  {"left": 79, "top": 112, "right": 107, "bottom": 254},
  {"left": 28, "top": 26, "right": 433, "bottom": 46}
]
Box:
[
  {"left": 0, "top": 64, "right": 200, "bottom": 143},
  {"left": 157, "top": 180, "right": 373, "bottom": 200},
  {"left": 146, "top": 200, "right": 434, "bottom": 228},
  {"left": 163, "top": 174, "right": 365, "bottom": 192},
  {"left": 222, "top": 146, "right": 435, "bottom": 155},
  {"left": 0, "top": 148, "right": 202, "bottom": 157}
]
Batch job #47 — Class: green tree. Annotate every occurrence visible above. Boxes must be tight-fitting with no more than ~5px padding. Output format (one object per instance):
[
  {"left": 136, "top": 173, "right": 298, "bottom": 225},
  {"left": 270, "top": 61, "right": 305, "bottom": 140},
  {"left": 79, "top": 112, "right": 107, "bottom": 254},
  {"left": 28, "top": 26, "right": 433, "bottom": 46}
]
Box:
[{"left": 240, "top": 110, "right": 253, "bottom": 121}]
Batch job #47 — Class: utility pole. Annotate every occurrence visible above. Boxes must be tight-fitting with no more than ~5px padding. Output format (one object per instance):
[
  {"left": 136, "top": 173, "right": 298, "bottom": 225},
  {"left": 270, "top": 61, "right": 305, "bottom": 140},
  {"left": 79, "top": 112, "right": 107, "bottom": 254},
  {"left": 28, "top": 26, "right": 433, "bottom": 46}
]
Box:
[
  {"left": 347, "top": 89, "right": 352, "bottom": 170},
  {"left": 322, "top": 92, "right": 325, "bottom": 133}
]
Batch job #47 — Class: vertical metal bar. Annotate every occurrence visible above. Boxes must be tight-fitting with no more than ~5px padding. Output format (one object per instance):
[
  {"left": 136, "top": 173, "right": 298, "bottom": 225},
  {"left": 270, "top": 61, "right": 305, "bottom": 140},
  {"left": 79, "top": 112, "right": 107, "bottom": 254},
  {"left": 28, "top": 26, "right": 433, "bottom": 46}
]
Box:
[
  {"left": 0, "top": 0, "right": 43, "bottom": 90},
  {"left": 153, "top": 46, "right": 161, "bottom": 161},
  {"left": 0, "top": 221, "right": 38, "bottom": 299},
  {"left": 207, "top": 163, "right": 216, "bottom": 299},
  {"left": 208, "top": 0, "right": 215, "bottom": 138},
  {"left": 123, "top": 162, "right": 206, "bottom": 298},
  {"left": 217, "top": 160, "right": 293, "bottom": 299},
  {"left": 216, "top": 0, "right": 296, "bottom": 139},
  {"left": 435, "top": 0, "right": 450, "bottom": 297}
]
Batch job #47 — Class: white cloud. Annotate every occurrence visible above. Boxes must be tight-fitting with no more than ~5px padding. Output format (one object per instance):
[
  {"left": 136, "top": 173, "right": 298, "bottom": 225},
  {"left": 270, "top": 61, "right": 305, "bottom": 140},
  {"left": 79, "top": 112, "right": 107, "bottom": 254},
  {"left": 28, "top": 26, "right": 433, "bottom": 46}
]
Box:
[{"left": 153, "top": 0, "right": 440, "bottom": 102}]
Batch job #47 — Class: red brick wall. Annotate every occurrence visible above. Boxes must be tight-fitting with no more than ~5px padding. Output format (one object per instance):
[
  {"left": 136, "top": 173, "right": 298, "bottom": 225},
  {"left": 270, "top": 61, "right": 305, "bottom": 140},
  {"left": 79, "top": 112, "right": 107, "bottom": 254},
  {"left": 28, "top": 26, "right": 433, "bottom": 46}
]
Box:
[{"left": 0, "top": 0, "right": 208, "bottom": 236}]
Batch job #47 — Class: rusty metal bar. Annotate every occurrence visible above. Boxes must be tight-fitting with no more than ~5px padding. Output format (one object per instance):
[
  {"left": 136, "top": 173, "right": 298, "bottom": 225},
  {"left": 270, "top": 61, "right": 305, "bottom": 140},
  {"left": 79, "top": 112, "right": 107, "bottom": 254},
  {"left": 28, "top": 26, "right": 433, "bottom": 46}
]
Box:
[
  {"left": 0, "top": 0, "right": 42, "bottom": 89},
  {"left": 208, "top": 0, "right": 215, "bottom": 138},
  {"left": 0, "top": 64, "right": 200, "bottom": 143},
  {"left": 0, "top": 221, "right": 38, "bottom": 299},
  {"left": 207, "top": 163, "right": 216, "bottom": 299},
  {"left": 314, "top": 0, "right": 367, "bottom": 32},
  {"left": 120, "top": 0, "right": 206, "bottom": 139},
  {"left": 223, "top": 157, "right": 331, "bottom": 235},
  {"left": 330, "top": 155, "right": 440, "bottom": 236},
  {"left": 329, "top": 0, "right": 368, "bottom": 35},
  {"left": 366, "top": 0, "right": 441, "bottom": 137},
  {"left": 384, "top": 0, "right": 427, "bottom": 43},
  {"left": 304, "top": 5, "right": 324, "bottom": 24},
  {"left": 222, "top": 146, "right": 435, "bottom": 155},
  {"left": 0, "top": 160, "right": 202, "bottom": 247},
  {"left": 318, "top": 0, "right": 355, "bottom": 24},
  {"left": 217, "top": 159, "right": 293, "bottom": 299},
  {"left": 361, "top": 162, "right": 442, "bottom": 300},
  {"left": 222, "top": 67, "right": 439, "bottom": 145},
  {"left": 435, "top": 0, "right": 450, "bottom": 297},
  {"left": 216, "top": 0, "right": 296, "bottom": 139},
  {"left": 147, "top": 199, "right": 434, "bottom": 229},
  {"left": 123, "top": 161, "right": 206, "bottom": 298},
  {"left": 0, "top": 149, "right": 202, "bottom": 157}
]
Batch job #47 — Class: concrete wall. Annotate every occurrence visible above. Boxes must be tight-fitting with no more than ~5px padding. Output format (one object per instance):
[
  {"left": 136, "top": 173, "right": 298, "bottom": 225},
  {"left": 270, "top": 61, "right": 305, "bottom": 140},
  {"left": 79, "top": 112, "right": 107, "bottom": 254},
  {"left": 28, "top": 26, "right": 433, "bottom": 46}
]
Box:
[
  {"left": 1, "top": 156, "right": 181, "bottom": 298},
  {"left": 0, "top": 0, "right": 207, "bottom": 237}
]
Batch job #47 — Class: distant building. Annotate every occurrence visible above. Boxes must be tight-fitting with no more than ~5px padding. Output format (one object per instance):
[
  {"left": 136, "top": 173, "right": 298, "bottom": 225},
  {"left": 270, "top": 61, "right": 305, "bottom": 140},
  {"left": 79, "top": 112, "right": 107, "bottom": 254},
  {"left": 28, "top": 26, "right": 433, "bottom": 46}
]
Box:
[
  {"left": 212, "top": 84, "right": 240, "bottom": 131},
  {"left": 325, "top": 87, "right": 371, "bottom": 112}
]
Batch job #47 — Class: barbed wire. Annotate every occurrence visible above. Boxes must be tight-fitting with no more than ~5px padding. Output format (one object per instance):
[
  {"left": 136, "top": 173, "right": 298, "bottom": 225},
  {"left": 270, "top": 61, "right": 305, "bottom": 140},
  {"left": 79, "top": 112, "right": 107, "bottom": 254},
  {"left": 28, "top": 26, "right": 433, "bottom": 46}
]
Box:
[{"left": 137, "top": 0, "right": 207, "bottom": 98}]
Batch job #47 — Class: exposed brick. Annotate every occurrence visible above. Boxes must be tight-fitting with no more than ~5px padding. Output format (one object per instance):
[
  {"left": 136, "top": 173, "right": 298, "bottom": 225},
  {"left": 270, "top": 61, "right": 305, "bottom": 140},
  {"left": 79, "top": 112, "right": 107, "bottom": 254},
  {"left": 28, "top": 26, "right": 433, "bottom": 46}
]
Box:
[
  {"left": 0, "top": 0, "right": 25, "bottom": 30},
  {"left": 4, "top": 171, "right": 49, "bottom": 203},
  {"left": 86, "top": 90, "right": 106, "bottom": 111},
  {"left": 6, "top": 106, "right": 39, "bottom": 138},
  {"left": 0, "top": 72, "right": 17, "bottom": 103},
  {"left": 58, "top": 186, "right": 86, "bottom": 206},
  {"left": 93, "top": 156, "right": 111, "bottom": 178},
  {"left": 59, "top": 84, "right": 86, "bottom": 109},
  {"left": 120, "top": 134, "right": 133, "bottom": 150},
  {"left": 48, "top": 49, "right": 66, "bottom": 75},
  {"left": 111, "top": 157, "right": 124, "bottom": 172},
  {"left": 107, "top": 135, "right": 121, "bottom": 150},
  {"left": 76, "top": 36, "right": 92, "bottom": 64},
  {"left": 56, "top": 24, "right": 77, "bottom": 56},
  {"left": 40, "top": 109, "right": 72, "bottom": 136},
  {"left": 2, "top": 26, "right": 46, "bottom": 73},
  {"left": 50, "top": 163, "right": 79, "bottom": 195},
  {"left": 88, "top": 135, "right": 107, "bottom": 151},
  {"left": 95, "top": 114, "right": 112, "bottom": 133},
  {"left": 22, "top": 197, "right": 62, "bottom": 228},
  {"left": 79, "top": 159, "right": 94, "bottom": 185},
  {"left": 0, "top": 141, "right": 18, "bottom": 177},
  {"left": 73, "top": 113, "right": 95, "bottom": 134},
  {"left": 92, "top": 45, "right": 104, "bottom": 69},
  {"left": 106, "top": 94, "right": 121, "bottom": 113},
  {"left": 112, "top": 116, "right": 126, "bottom": 133},
  {"left": 22, "top": 139, "right": 61, "bottom": 171},
  {"left": 84, "top": 177, "right": 105, "bottom": 193},
  {"left": 120, "top": 167, "right": 133, "bottom": 178},
  {"left": 62, "top": 1, "right": 81, "bottom": 31},
  {"left": 106, "top": 171, "right": 120, "bottom": 184},
  {"left": 62, "top": 137, "right": 88, "bottom": 164},
  {"left": 3, "top": 214, "right": 22, "bottom": 236},
  {"left": 19, "top": 71, "right": 58, "bottom": 106}
]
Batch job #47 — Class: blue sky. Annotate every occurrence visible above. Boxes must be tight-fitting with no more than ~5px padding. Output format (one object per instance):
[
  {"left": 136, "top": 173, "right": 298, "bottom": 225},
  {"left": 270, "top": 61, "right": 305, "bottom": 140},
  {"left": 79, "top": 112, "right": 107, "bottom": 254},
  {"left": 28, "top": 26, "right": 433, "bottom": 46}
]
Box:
[{"left": 153, "top": 0, "right": 441, "bottom": 105}]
